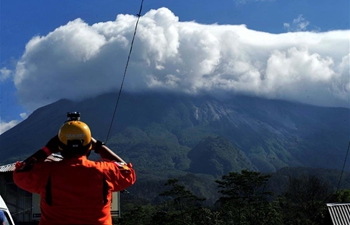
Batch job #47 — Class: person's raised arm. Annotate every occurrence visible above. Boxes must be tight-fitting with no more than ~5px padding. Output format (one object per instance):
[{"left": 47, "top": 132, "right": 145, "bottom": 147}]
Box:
[
  {"left": 16, "top": 135, "right": 60, "bottom": 172},
  {"left": 91, "top": 137, "right": 126, "bottom": 164}
]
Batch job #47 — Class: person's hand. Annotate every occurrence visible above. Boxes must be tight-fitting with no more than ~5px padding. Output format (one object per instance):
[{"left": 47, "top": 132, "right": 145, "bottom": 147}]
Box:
[
  {"left": 42, "top": 135, "right": 60, "bottom": 154},
  {"left": 91, "top": 137, "right": 105, "bottom": 154},
  {"left": 91, "top": 137, "right": 97, "bottom": 150},
  {"left": 15, "top": 160, "right": 33, "bottom": 172}
]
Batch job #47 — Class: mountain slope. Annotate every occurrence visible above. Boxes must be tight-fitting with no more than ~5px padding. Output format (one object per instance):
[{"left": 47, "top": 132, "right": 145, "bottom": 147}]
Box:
[
  {"left": 0, "top": 92, "right": 349, "bottom": 177},
  {"left": 188, "top": 136, "right": 255, "bottom": 176}
]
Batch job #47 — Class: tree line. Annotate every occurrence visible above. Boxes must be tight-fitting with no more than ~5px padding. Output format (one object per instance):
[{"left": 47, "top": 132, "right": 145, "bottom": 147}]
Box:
[{"left": 115, "top": 170, "right": 350, "bottom": 225}]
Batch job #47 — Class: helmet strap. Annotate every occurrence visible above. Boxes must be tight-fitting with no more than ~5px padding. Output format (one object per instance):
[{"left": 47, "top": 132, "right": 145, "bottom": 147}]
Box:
[{"left": 59, "top": 140, "right": 92, "bottom": 157}]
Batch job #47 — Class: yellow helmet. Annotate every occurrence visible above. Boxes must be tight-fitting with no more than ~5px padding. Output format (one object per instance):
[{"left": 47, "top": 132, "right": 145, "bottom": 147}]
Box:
[{"left": 58, "top": 120, "right": 92, "bottom": 152}]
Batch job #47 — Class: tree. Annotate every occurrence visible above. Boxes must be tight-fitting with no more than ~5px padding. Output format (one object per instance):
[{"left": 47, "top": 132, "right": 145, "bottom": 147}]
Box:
[
  {"left": 115, "top": 204, "right": 156, "bottom": 225},
  {"left": 153, "top": 178, "right": 207, "bottom": 225},
  {"left": 329, "top": 189, "right": 350, "bottom": 203},
  {"left": 215, "top": 170, "right": 279, "bottom": 225},
  {"left": 279, "top": 174, "right": 334, "bottom": 225}
]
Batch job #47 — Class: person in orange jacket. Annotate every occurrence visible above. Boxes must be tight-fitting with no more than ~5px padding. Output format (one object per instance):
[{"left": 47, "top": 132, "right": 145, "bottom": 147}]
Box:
[{"left": 13, "top": 112, "right": 136, "bottom": 225}]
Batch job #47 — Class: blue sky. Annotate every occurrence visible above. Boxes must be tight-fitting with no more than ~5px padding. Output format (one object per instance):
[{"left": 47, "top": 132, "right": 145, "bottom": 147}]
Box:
[{"left": 0, "top": 0, "right": 349, "bottom": 134}]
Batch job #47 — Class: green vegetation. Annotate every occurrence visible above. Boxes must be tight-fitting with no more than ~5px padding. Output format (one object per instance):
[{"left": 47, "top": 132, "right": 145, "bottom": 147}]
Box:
[
  {"left": 2, "top": 92, "right": 349, "bottom": 174},
  {"left": 1, "top": 93, "right": 349, "bottom": 224},
  {"left": 188, "top": 136, "right": 254, "bottom": 176},
  {"left": 116, "top": 169, "right": 346, "bottom": 225}
]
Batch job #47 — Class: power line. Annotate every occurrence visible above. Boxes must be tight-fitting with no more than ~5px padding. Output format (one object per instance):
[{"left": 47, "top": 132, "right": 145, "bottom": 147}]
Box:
[
  {"left": 104, "top": 0, "right": 144, "bottom": 144},
  {"left": 337, "top": 141, "right": 350, "bottom": 192}
]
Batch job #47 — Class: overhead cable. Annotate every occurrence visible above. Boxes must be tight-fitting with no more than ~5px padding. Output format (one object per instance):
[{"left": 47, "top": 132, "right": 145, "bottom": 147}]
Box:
[
  {"left": 105, "top": 0, "right": 144, "bottom": 144},
  {"left": 337, "top": 141, "right": 350, "bottom": 192}
]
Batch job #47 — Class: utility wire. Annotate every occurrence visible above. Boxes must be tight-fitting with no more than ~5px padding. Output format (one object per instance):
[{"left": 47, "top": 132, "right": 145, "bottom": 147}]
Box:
[
  {"left": 337, "top": 141, "right": 350, "bottom": 192},
  {"left": 105, "top": 0, "right": 144, "bottom": 144},
  {"left": 11, "top": 206, "right": 33, "bottom": 216}
]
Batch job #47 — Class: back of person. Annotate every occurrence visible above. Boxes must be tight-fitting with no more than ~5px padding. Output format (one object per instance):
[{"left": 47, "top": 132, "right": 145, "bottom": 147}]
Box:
[
  {"left": 40, "top": 158, "right": 117, "bottom": 224},
  {"left": 13, "top": 112, "right": 136, "bottom": 225}
]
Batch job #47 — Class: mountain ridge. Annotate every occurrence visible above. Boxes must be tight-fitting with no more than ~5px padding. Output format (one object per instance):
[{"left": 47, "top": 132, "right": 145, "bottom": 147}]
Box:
[{"left": 0, "top": 92, "right": 349, "bottom": 177}]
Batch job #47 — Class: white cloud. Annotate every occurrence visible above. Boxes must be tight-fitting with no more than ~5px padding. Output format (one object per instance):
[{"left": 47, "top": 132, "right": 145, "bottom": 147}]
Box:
[
  {"left": 283, "top": 15, "right": 320, "bottom": 32},
  {"left": 0, "top": 67, "right": 12, "bottom": 81},
  {"left": 0, "top": 118, "right": 20, "bottom": 135},
  {"left": 20, "top": 113, "right": 28, "bottom": 120},
  {"left": 0, "top": 113, "right": 27, "bottom": 134},
  {"left": 12, "top": 7, "right": 350, "bottom": 111}
]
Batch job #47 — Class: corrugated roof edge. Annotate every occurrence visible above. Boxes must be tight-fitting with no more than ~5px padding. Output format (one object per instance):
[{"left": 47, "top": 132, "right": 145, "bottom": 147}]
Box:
[
  {"left": 0, "top": 154, "right": 63, "bottom": 172},
  {"left": 327, "top": 203, "right": 350, "bottom": 225},
  {"left": 327, "top": 203, "right": 350, "bottom": 206}
]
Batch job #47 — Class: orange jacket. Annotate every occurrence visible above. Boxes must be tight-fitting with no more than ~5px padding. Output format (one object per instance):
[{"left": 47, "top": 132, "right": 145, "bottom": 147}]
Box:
[{"left": 13, "top": 156, "right": 136, "bottom": 225}]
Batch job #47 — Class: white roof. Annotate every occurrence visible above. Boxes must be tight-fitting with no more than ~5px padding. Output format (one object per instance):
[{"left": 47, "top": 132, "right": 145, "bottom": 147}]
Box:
[
  {"left": 0, "top": 195, "right": 16, "bottom": 225},
  {"left": 327, "top": 203, "right": 350, "bottom": 225},
  {"left": 0, "top": 154, "right": 63, "bottom": 172},
  {"left": 0, "top": 195, "right": 8, "bottom": 210}
]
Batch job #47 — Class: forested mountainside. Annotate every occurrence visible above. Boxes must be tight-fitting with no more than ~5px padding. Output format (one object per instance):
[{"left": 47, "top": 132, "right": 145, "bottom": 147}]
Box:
[
  {"left": 1, "top": 92, "right": 348, "bottom": 177},
  {"left": 1, "top": 92, "right": 349, "bottom": 223}
]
